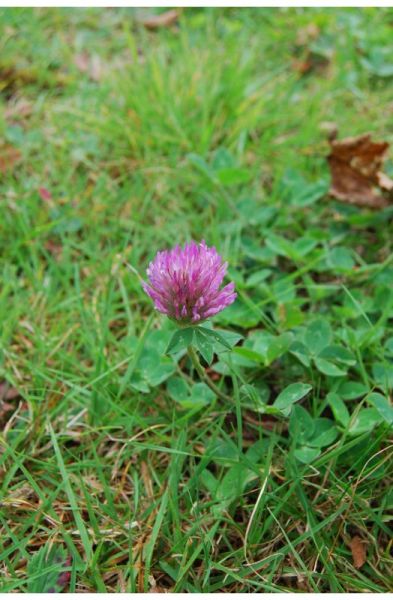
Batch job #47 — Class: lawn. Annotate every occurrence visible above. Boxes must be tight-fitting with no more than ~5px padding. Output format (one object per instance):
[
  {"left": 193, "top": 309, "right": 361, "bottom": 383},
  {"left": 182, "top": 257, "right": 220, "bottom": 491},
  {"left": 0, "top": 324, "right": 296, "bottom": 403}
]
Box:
[{"left": 0, "top": 7, "right": 392, "bottom": 593}]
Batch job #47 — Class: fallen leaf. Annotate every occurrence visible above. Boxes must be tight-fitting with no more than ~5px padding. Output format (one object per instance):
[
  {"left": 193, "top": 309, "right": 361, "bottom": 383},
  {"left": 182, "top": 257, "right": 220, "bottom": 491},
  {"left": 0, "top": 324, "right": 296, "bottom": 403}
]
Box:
[
  {"left": 47, "top": 556, "right": 72, "bottom": 593},
  {"left": 327, "top": 133, "right": 393, "bottom": 208},
  {"left": 0, "top": 382, "right": 21, "bottom": 426},
  {"left": 74, "top": 52, "right": 102, "bottom": 81},
  {"left": 293, "top": 25, "right": 332, "bottom": 76},
  {"left": 27, "top": 545, "right": 71, "bottom": 593},
  {"left": 349, "top": 535, "right": 367, "bottom": 569},
  {"left": 0, "top": 381, "right": 20, "bottom": 401},
  {"left": 39, "top": 187, "right": 53, "bottom": 202},
  {"left": 4, "top": 97, "right": 33, "bottom": 121},
  {"left": 319, "top": 121, "right": 338, "bottom": 141},
  {"left": 0, "top": 144, "right": 21, "bottom": 174},
  {"left": 296, "top": 23, "right": 320, "bottom": 47},
  {"left": 138, "top": 9, "right": 179, "bottom": 30}
]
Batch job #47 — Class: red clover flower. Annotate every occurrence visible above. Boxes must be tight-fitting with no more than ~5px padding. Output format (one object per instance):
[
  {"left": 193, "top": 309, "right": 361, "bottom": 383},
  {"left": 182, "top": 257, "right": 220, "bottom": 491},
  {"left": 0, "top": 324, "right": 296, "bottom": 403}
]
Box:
[{"left": 143, "top": 240, "right": 237, "bottom": 324}]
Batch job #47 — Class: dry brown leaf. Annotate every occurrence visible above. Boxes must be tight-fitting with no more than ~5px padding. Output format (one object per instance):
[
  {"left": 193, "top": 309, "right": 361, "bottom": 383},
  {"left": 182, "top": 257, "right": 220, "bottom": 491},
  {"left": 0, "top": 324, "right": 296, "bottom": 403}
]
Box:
[
  {"left": 327, "top": 133, "right": 393, "bottom": 208},
  {"left": 4, "top": 97, "right": 33, "bottom": 121},
  {"left": 0, "top": 382, "right": 20, "bottom": 401},
  {"left": 0, "top": 382, "right": 21, "bottom": 426},
  {"left": 349, "top": 535, "right": 367, "bottom": 569},
  {"left": 74, "top": 52, "right": 102, "bottom": 82},
  {"left": 296, "top": 23, "right": 320, "bottom": 46},
  {"left": 293, "top": 53, "right": 330, "bottom": 76},
  {"left": 138, "top": 9, "right": 179, "bottom": 30},
  {"left": 0, "top": 144, "right": 21, "bottom": 174},
  {"left": 293, "top": 24, "right": 331, "bottom": 76}
]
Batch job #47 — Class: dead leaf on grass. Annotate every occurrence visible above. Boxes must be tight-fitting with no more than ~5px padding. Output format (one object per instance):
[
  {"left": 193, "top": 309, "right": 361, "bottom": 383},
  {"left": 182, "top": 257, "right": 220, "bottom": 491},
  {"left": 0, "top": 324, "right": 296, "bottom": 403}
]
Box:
[
  {"left": 4, "top": 97, "right": 34, "bottom": 121},
  {"left": 0, "top": 382, "right": 21, "bottom": 425},
  {"left": 137, "top": 9, "right": 180, "bottom": 30},
  {"left": 349, "top": 535, "right": 367, "bottom": 569},
  {"left": 74, "top": 52, "right": 103, "bottom": 82},
  {"left": 0, "top": 381, "right": 20, "bottom": 401},
  {"left": 327, "top": 133, "right": 393, "bottom": 208},
  {"left": 38, "top": 187, "right": 53, "bottom": 203},
  {"left": 295, "top": 23, "right": 320, "bottom": 47},
  {"left": 293, "top": 24, "right": 332, "bottom": 76},
  {"left": 0, "top": 144, "right": 22, "bottom": 174}
]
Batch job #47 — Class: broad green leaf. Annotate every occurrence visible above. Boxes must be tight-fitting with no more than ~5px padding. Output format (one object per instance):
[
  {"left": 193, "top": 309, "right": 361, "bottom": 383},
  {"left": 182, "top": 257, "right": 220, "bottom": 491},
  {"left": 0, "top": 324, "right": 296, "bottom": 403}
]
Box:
[
  {"left": 337, "top": 381, "right": 368, "bottom": 400},
  {"left": 385, "top": 337, "right": 393, "bottom": 355},
  {"left": 199, "top": 469, "right": 219, "bottom": 495},
  {"left": 188, "top": 382, "right": 215, "bottom": 407},
  {"left": 167, "top": 376, "right": 189, "bottom": 403},
  {"left": 234, "top": 347, "right": 264, "bottom": 363},
  {"left": 290, "top": 341, "right": 311, "bottom": 367},
  {"left": 240, "top": 383, "right": 278, "bottom": 414},
  {"left": 305, "top": 319, "right": 332, "bottom": 355},
  {"left": 349, "top": 408, "right": 383, "bottom": 436},
  {"left": 216, "top": 167, "right": 251, "bottom": 186},
  {"left": 265, "top": 233, "right": 296, "bottom": 259},
  {"left": 166, "top": 328, "right": 194, "bottom": 354},
  {"left": 194, "top": 328, "right": 214, "bottom": 365},
  {"left": 327, "top": 392, "right": 350, "bottom": 427},
  {"left": 281, "top": 169, "right": 328, "bottom": 207},
  {"left": 318, "top": 345, "right": 356, "bottom": 366},
  {"left": 372, "top": 362, "right": 393, "bottom": 390},
  {"left": 367, "top": 392, "right": 393, "bottom": 425},
  {"left": 273, "top": 382, "right": 312, "bottom": 414},
  {"left": 129, "top": 372, "right": 150, "bottom": 393},
  {"left": 216, "top": 463, "right": 250, "bottom": 503},
  {"left": 146, "top": 362, "right": 176, "bottom": 386},
  {"left": 293, "top": 237, "right": 318, "bottom": 257},
  {"left": 187, "top": 153, "right": 216, "bottom": 183},
  {"left": 328, "top": 246, "right": 355, "bottom": 271},
  {"left": 209, "top": 439, "right": 240, "bottom": 466},
  {"left": 27, "top": 544, "right": 71, "bottom": 593},
  {"left": 198, "top": 327, "right": 232, "bottom": 350},
  {"left": 266, "top": 332, "right": 294, "bottom": 365},
  {"left": 272, "top": 279, "right": 296, "bottom": 303},
  {"left": 177, "top": 385, "right": 215, "bottom": 410},
  {"left": 247, "top": 330, "right": 293, "bottom": 366},
  {"left": 212, "top": 328, "right": 243, "bottom": 349},
  {"left": 246, "top": 269, "right": 272, "bottom": 288},
  {"left": 314, "top": 358, "right": 347, "bottom": 377},
  {"left": 214, "top": 298, "right": 260, "bottom": 328},
  {"left": 289, "top": 405, "right": 315, "bottom": 444},
  {"left": 308, "top": 418, "right": 338, "bottom": 447},
  {"left": 294, "top": 446, "right": 321, "bottom": 464}
]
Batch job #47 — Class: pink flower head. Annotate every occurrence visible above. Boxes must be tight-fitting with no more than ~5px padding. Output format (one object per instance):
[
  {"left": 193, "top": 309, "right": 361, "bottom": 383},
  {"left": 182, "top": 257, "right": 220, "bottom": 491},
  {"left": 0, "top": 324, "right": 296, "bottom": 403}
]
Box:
[{"left": 143, "top": 240, "right": 237, "bottom": 324}]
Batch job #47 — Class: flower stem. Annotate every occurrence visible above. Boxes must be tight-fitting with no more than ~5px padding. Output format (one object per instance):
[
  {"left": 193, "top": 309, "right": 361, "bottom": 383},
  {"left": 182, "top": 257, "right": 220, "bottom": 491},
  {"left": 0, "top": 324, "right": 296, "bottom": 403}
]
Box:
[{"left": 187, "top": 345, "right": 233, "bottom": 403}]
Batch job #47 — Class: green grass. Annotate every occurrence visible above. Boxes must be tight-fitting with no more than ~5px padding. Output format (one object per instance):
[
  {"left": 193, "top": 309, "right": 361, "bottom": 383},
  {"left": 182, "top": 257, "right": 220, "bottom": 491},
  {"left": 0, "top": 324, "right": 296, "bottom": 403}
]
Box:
[{"left": 0, "top": 7, "right": 393, "bottom": 592}]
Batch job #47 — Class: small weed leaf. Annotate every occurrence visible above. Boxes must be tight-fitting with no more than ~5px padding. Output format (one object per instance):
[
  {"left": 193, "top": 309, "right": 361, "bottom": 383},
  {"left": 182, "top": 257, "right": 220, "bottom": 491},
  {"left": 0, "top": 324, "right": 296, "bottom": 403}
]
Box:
[
  {"left": 273, "top": 382, "right": 313, "bottom": 415},
  {"left": 166, "top": 376, "right": 189, "bottom": 403},
  {"left": 194, "top": 328, "right": 214, "bottom": 365},
  {"left": 280, "top": 169, "right": 329, "bottom": 207},
  {"left": 27, "top": 545, "right": 71, "bottom": 593},
  {"left": 314, "top": 358, "right": 347, "bottom": 377},
  {"left": 337, "top": 381, "right": 368, "bottom": 400},
  {"left": 308, "top": 418, "right": 338, "bottom": 447},
  {"left": 349, "top": 408, "right": 383, "bottom": 436},
  {"left": 367, "top": 392, "right": 393, "bottom": 425},
  {"left": 349, "top": 535, "right": 367, "bottom": 569},
  {"left": 327, "top": 392, "right": 350, "bottom": 427},
  {"left": 305, "top": 319, "right": 332, "bottom": 355},
  {"left": 166, "top": 328, "right": 194, "bottom": 354},
  {"left": 198, "top": 327, "right": 232, "bottom": 350},
  {"left": 294, "top": 446, "right": 321, "bottom": 464},
  {"left": 289, "top": 405, "right": 315, "bottom": 444}
]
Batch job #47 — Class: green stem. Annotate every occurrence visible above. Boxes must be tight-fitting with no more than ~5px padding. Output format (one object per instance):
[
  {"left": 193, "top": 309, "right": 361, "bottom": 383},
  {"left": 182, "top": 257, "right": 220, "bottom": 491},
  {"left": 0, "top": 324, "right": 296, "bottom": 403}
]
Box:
[{"left": 187, "top": 345, "right": 233, "bottom": 403}]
